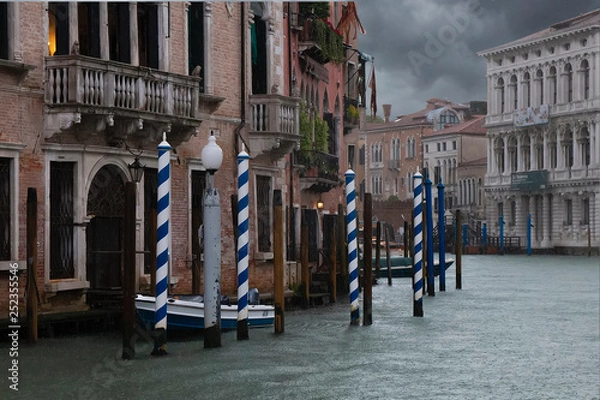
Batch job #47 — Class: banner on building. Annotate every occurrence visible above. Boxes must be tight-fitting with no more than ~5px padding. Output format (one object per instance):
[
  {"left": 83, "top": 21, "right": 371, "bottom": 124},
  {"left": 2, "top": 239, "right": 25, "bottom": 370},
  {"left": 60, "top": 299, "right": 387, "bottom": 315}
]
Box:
[
  {"left": 514, "top": 104, "right": 550, "bottom": 127},
  {"left": 511, "top": 170, "right": 548, "bottom": 191}
]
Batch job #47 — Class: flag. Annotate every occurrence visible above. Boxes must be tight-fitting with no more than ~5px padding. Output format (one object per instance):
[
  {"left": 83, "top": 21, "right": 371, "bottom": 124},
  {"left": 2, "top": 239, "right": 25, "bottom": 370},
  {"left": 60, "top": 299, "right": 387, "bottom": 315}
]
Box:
[{"left": 368, "top": 65, "right": 377, "bottom": 120}]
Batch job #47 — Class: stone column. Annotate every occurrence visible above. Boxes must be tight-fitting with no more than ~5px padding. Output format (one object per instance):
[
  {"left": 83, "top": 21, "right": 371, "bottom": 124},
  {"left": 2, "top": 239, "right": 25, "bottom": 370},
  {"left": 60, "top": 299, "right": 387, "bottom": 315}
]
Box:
[
  {"left": 99, "top": 3, "right": 109, "bottom": 60},
  {"left": 503, "top": 136, "right": 509, "bottom": 177},
  {"left": 129, "top": 3, "right": 139, "bottom": 66},
  {"left": 69, "top": 3, "right": 78, "bottom": 52},
  {"left": 541, "top": 193, "right": 551, "bottom": 247},
  {"left": 488, "top": 136, "right": 494, "bottom": 174}
]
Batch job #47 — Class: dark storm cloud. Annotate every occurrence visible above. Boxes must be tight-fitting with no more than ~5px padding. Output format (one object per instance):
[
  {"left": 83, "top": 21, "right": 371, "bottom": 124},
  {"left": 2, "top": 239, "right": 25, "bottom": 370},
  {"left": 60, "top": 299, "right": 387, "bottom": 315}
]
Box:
[{"left": 355, "top": 0, "right": 599, "bottom": 117}]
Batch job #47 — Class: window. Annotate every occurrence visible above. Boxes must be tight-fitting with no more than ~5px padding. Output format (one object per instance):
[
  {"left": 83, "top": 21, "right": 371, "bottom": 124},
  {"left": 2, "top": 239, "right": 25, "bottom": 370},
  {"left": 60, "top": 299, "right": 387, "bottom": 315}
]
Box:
[
  {"left": 436, "top": 143, "right": 440, "bottom": 152},
  {"left": 371, "top": 174, "right": 382, "bottom": 195},
  {"left": 581, "top": 127, "right": 590, "bottom": 167},
  {"left": 549, "top": 66, "right": 557, "bottom": 105},
  {"left": 0, "top": 2, "right": 8, "bottom": 60},
  {"left": 137, "top": 3, "right": 159, "bottom": 68},
  {"left": 442, "top": 142, "right": 447, "bottom": 151},
  {"left": 565, "top": 63, "right": 573, "bottom": 102},
  {"left": 563, "top": 129, "right": 573, "bottom": 168},
  {"left": 425, "top": 144, "right": 429, "bottom": 153},
  {"left": 510, "top": 75, "right": 518, "bottom": 110},
  {"left": 256, "top": 175, "right": 272, "bottom": 252},
  {"left": 536, "top": 69, "right": 544, "bottom": 105},
  {"left": 188, "top": 2, "right": 205, "bottom": 86},
  {"left": 437, "top": 110, "right": 459, "bottom": 130},
  {"left": 0, "top": 158, "right": 10, "bottom": 260},
  {"left": 78, "top": 2, "right": 100, "bottom": 57},
  {"left": 251, "top": 4, "right": 268, "bottom": 95},
  {"left": 523, "top": 72, "right": 531, "bottom": 107},
  {"left": 48, "top": 2, "right": 70, "bottom": 56},
  {"left": 50, "top": 162, "right": 75, "bottom": 279},
  {"left": 496, "top": 77, "right": 505, "bottom": 113},
  {"left": 452, "top": 141, "right": 456, "bottom": 150},
  {"left": 108, "top": 2, "right": 131, "bottom": 63},
  {"left": 582, "top": 198, "right": 589, "bottom": 225},
  {"left": 581, "top": 60, "right": 590, "bottom": 100},
  {"left": 565, "top": 199, "right": 572, "bottom": 226},
  {"left": 348, "top": 145, "right": 355, "bottom": 170}
]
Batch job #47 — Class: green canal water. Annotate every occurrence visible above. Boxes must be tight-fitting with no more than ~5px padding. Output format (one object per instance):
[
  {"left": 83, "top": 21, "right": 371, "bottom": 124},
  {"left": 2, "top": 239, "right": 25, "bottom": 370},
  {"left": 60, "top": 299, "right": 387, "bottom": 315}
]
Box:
[{"left": 2, "top": 255, "right": 599, "bottom": 399}]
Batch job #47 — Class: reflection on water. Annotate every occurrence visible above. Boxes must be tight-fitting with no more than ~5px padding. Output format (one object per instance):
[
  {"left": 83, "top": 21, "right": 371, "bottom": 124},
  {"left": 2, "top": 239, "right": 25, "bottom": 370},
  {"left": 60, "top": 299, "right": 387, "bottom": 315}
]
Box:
[{"left": 4, "top": 255, "right": 600, "bottom": 399}]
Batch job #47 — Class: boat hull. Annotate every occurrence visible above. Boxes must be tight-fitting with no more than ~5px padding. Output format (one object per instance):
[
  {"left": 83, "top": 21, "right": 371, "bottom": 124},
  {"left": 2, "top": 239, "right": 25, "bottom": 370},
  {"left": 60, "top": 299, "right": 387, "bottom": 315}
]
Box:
[
  {"left": 363, "top": 257, "right": 455, "bottom": 279},
  {"left": 135, "top": 295, "right": 275, "bottom": 330}
]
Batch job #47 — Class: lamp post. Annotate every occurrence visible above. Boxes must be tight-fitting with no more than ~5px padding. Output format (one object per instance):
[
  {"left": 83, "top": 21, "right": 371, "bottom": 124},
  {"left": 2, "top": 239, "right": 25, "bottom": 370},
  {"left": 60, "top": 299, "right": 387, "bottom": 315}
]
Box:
[
  {"left": 128, "top": 157, "right": 145, "bottom": 183},
  {"left": 202, "top": 131, "right": 223, "bottom": 348}
]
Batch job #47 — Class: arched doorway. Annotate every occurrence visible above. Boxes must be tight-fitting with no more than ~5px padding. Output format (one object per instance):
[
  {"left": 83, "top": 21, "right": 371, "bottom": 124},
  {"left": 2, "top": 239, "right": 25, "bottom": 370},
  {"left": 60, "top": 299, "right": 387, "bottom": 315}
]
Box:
[{"left": 86, "top": 165, "right": 126, "bottom": 290}]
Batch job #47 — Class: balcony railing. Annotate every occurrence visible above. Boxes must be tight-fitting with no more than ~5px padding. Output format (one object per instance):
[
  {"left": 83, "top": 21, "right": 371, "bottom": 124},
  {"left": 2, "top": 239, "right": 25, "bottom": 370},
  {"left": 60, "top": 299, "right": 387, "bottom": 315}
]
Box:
[
  {"left": 248, "top": 94, "right": 300, "bottom": 159},
  {"left": 45, "top": 55, "right": 200, "bottom": 119},
  {"left": 299, "top": 150, "right": 341, "bottom": 192}
]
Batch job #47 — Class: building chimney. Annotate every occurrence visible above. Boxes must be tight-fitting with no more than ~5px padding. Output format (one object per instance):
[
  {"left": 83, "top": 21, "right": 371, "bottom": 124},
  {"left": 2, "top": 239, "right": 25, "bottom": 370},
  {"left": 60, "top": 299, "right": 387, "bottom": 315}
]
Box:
[{"left": 383, "top": 104, "right": 391, "bottom": 123}]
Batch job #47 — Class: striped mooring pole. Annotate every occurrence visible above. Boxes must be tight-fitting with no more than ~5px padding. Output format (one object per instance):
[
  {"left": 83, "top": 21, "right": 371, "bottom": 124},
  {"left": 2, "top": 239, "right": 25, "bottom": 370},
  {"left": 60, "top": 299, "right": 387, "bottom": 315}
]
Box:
[
  {"left": 237, "top": 147, "right": 250, "bottom": 340},
  {"left": 527, "top": 213, "right": 532, "bottom": 256},
  {"left": 413, "top": 171, "right": 424, "bottom": 317},
  {"left": 499, "top": 213, "right": 505, "bottom": 255},
  {"left": 345, "top": 169, "right": 360, "bottom": 325},
  {"left": 425, "top": 174, "right": 434, "bottom": 297},
  {"left": 437, "top": 179, "right": 446, "bottom": 292},
  {"left": 152, "top": 132, "right": 171, "bottom": 356}
]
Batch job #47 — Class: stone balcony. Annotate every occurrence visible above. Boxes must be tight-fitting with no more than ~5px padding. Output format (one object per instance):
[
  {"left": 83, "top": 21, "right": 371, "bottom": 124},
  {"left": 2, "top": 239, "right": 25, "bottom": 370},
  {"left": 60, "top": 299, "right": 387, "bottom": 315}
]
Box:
[
  {"left": 248, "top": 94, "right": 300, "bottom": 160},
  {"left": 299, "top": 150, "right": 342, "bottom": 193},
  {"left": 44, "top": 55, "right": 223, "bottom": 148}
]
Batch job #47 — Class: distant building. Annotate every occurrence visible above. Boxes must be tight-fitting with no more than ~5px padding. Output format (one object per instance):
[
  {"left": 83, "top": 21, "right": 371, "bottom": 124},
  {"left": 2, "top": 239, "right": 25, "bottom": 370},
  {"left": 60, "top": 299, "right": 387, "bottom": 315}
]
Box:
[
  {"left": 479, "top": 8, "right": 600, "bottom": 253},
  {"left": 422, "top": 110, "right": 487, "bottom": 220}
]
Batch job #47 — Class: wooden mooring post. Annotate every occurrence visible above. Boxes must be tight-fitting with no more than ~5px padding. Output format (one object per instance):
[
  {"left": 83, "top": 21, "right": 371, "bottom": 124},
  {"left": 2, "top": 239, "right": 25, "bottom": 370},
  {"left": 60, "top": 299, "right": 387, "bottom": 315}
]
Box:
[
  {"left": 375, "top": 221, "right": 381, "bottom": 280},
  {"left": 456, "top": 210, "right": 463, "bottom": 290},
  {"left": 122, "top": 182, "right": 136, "bottom": 359},
  {"left": 363, "top": 193, "right": 373, "bottom": 326},
  {"left": 301, "top": 223, "right": 310, "bottom": 308},
  {"left": 273, "top": 190, "right": 285, "bottom": 334},
  {"left": 329, "top": 224, "right": 337, "bottom": 303},
  {"left": 26, "top": 188, "right": 38, "bottom": 344}
]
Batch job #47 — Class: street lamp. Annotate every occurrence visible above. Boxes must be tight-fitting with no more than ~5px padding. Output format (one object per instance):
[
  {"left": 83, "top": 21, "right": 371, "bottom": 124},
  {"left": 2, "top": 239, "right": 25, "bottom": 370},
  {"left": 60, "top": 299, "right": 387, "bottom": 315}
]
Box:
[
  {"left": 201, "top": 131, "right": 223, "bottom": 348},
  {"left": 128, "top": 157, "right": 145, "bottom": 183}
]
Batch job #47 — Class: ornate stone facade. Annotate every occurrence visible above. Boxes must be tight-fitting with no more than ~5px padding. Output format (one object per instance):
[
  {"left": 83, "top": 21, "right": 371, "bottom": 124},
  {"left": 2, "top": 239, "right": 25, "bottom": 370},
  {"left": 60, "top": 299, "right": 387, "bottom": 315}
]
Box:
[{"left": 479, "top": 9, "right": 600, "bottom": 252}]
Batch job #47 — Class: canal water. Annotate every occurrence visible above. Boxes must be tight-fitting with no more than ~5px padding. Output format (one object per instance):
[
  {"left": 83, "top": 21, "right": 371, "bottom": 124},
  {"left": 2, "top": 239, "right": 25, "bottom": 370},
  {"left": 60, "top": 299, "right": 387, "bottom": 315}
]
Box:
[{"left": 3, "top": 255, "right": 599, "bottom": 399}]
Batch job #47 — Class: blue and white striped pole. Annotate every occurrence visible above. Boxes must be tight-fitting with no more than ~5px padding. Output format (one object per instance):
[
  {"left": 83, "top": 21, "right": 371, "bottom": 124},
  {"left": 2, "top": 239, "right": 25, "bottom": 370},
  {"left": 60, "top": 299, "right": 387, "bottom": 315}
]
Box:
[
  {"left": 413, "top": 171, "right": 424, "bottom": 317},
  {"left": 527, "top": 213, "right": 532, "bottom": 256},
  {"left": 437, "top": 179, "right": 446, "bottom": 292},
  {"left": 345, "top": 169, "right": 360, "bottom": 325},
  {"left": 237, "top": 147, "right": 250, "bottom": 340},
  {"left": 499, "top": 213, "right": 505, "bottom": 255},
  {"left": 425, "top": 174, "right": 434, "bottom": 297},
  {"left": 152, "top": 132, "right": 171, "bottom": 356}
]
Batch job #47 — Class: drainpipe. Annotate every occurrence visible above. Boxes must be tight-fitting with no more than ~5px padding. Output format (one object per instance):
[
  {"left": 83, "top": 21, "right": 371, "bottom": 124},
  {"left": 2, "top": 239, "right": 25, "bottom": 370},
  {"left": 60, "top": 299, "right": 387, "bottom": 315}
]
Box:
[
  {"left": 234, "top": 3, "right": 247, "bottom": 154},
  {"left": 288, "top": 3, "right": 294, "bottom": 260}
]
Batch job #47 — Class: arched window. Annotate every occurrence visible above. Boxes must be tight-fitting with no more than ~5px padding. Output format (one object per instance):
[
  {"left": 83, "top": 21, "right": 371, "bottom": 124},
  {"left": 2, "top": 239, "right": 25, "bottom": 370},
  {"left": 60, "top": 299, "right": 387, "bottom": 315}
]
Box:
[
  {"left": 496, "top": 77, "right": 505, "bottom": 113},
  {"left": 549, "top": 66, "right": 557, "bottom": 104},
  {"left": 496, "top": 138, "right": 505, "bottom": 173},
  {"left": 521, "top": 135, "right": 531, "bottom": 171},
  {"left": 581, "top": 60, "right": 590, "bottom": 100},
  {"left": 436, "top": 110, "right": 459, "bottom": 130},
  {"left": 536, "top": 69, "right": 544, "bottom": 106},
  {"left": 580, "top": 126, "right": 590, "bottom": 167},
  {"left": 508, "top": 136, "right": 518, "bottom": 172},
  {"left": 565, "top": 63, "right": 573, "bottom": 102},
  {"left": 510, "top": 75, "right": 518, "bottom": 110},
  {"left": 563, "top": 128, "right": 573, "bottom": 168},
  {"left": 523, "top": 72, "right": 531, "bottom": 108}
]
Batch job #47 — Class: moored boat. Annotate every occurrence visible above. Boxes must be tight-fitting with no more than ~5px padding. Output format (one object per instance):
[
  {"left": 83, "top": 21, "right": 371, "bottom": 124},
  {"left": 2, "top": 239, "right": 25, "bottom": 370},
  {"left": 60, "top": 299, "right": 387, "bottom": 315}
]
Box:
[
  {"left": 135, "top": 294, "right": 275, "bottom": 330},
  {"left": 361, "top": 256, "right": 455, "bottom": 279}
]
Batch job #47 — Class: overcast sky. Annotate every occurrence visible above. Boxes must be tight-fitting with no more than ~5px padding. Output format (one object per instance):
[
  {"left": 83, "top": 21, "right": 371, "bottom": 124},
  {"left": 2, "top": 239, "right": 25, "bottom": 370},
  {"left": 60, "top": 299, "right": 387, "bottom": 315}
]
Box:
[{"left": 354, "top": 0, "right": 599, "bottom": 118}]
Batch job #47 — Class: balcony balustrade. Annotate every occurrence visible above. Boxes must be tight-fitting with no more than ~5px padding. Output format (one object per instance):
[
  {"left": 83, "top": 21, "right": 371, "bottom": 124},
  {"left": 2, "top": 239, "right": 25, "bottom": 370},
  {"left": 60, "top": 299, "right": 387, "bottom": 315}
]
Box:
[
  {"left": 248, "top": 94, "right": 300, "bottom": 159},
  {"left": 44, "top": 55, "right": 222, "bottom": 147},
  {"left": 299, "top": 150, "right": 341, "bottom": 193}
]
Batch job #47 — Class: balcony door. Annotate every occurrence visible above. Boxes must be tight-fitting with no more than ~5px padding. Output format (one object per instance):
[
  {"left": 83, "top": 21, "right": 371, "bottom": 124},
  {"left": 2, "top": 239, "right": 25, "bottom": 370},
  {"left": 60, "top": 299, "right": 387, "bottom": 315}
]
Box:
[{"left": 86, "top": 165, "right": 126, "bottom": 289}]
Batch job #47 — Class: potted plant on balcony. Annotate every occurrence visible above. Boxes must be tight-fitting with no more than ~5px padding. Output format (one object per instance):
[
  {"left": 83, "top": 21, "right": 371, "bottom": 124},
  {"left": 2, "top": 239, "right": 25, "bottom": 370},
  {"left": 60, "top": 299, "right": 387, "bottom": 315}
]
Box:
[
  {"left": 299, "top": 102, "right": 329, "bottom": 174},
  {"left": 346, "top": 104, "right": 360, "bottom": 125}
]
